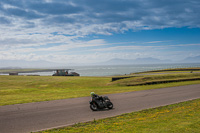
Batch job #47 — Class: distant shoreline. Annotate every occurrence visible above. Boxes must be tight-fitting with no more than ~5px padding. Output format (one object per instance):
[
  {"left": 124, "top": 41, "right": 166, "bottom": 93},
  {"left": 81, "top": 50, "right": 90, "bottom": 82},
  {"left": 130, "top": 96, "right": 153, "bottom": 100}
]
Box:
[
  {"left": 1, "top": 63, "right": 200, "bottom": 76},
  {"left": 0, "top": 69, "right": 72, "bottom": 74}
]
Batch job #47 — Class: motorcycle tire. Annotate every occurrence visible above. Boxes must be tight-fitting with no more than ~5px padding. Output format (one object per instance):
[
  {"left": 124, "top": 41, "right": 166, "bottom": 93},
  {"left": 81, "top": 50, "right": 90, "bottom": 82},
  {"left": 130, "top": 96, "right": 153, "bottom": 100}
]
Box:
[
  {"left": 107, "top": 102, "right": 113, "bottom": 109},
  {"left": 90, "top": 104, "right": 98, "bottom": 111}
]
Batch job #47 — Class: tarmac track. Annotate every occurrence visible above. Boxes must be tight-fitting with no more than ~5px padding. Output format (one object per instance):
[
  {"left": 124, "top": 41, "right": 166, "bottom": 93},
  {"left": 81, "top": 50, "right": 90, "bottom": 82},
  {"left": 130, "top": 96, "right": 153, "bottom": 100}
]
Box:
[{"left": 0, "top": 84, "right": 200, "bottom": 133}]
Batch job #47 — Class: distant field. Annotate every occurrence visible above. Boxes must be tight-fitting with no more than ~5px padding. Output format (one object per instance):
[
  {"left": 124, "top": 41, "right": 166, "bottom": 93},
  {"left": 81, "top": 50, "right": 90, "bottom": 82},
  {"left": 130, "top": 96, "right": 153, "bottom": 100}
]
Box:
[
  {"left": 134, "top": 67, "right": 200, "bottom": 74},
  {"left": 40, "top": 99, "right": 200, "bottom": 133},
  {"left": 0, "top": 68, "right": 53, "bottom": 74},
  {"left": 111, "top": 73, "right": 200, "bottom": 86}
]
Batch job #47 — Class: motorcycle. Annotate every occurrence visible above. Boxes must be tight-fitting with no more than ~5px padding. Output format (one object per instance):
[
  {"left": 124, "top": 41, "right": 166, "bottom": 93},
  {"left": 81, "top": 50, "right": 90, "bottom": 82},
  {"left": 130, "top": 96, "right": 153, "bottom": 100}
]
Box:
[{"left": 89, "top": 96, "right": 113, "bottom": 111}]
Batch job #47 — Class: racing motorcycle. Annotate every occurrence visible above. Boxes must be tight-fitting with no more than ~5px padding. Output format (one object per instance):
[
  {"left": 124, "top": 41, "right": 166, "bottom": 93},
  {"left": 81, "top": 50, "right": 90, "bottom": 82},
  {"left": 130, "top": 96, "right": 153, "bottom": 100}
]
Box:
[{"left": 89, "top": 96, "right": 113, "bottom": 111}]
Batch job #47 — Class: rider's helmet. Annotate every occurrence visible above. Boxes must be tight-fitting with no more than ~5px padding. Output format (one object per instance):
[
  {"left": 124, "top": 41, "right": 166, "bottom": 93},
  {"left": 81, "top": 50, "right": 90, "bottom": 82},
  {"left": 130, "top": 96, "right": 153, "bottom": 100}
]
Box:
[{"left": 90, "top": 92, "right": 95, "bottom": 97}]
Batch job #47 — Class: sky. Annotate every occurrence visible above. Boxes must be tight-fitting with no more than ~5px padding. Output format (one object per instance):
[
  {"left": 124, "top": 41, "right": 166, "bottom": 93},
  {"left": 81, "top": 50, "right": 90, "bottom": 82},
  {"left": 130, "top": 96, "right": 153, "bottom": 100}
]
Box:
[{"left": 0, "top": 0, "right": 200, "bottom": 65}]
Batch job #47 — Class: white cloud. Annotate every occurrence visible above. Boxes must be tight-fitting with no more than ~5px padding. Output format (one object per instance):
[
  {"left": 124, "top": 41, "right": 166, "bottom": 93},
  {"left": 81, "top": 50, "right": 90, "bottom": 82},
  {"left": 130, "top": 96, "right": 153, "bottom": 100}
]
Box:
[
  {"left": 0, "top": 0, "right": 200, "bottom": 65},
  {"left": 1, "top": 0, "right": 199, "bottom": 37},
  {"left": 146, "top": 41, "right": 170, "bottom": 44},
  {"left": 92, "top": 45, "right": 161, "bottom": 52},
  {"left": 0, "top": 38, "right": 108, "bottom": 56}
]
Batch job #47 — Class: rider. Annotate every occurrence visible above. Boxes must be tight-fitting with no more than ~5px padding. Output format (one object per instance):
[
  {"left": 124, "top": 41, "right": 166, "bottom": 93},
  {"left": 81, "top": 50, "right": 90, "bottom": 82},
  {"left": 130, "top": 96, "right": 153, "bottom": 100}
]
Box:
[{"left": 90, "top": 92, "right": 104, "bottom": 101}]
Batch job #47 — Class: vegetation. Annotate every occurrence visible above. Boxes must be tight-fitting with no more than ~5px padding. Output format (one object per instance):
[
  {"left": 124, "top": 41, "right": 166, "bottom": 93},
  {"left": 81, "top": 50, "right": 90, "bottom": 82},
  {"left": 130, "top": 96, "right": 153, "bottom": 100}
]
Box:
[
  {"left": 111, "top": 73, "right": 200, "bottom": 86},
  {"left": 0, "top": 72, "right": 200, "bottom": 106},
  {"left": 38, "top": 99, "right": 200, "bottom": 133},
  {"left": 0, "top": 68, "right": 200, "bottom": 106},
  {"left": 134, "top": 67, "right": 200, "bottom": 74}
]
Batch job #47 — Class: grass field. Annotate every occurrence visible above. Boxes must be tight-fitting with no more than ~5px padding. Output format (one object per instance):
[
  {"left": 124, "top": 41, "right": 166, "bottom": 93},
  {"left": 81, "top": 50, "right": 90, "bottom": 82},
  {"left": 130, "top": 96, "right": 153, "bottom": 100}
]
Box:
[
  {"left": 111, "top": 73, "right": 200, "bottom": 86},
  {"left": 134, "top": 68, "right": 200, "bottom": 74},
  {"left": 38, "top": 99, "right": 200, "bottom": 133},
  {"left": 0, "top": 72, "right": 200, "bottom": 106}
]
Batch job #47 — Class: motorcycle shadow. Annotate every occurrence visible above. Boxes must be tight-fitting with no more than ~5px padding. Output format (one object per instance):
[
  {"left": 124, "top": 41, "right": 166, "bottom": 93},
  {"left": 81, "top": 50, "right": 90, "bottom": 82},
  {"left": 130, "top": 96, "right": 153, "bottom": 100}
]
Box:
[{"left": 94, "top": 108, "right": 115, "bottom": 112}]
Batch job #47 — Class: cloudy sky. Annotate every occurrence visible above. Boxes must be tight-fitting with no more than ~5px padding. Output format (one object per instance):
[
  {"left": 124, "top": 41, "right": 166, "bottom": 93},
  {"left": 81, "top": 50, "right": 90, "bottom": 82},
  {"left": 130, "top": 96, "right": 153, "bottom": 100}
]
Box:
[{"left": 0, "top": 0, "right": 200, "bottom": 65}]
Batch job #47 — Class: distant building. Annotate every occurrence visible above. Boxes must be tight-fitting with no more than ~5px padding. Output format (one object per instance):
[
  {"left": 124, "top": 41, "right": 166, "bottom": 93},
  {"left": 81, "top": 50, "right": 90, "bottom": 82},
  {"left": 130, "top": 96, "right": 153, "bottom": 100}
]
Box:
[
  {"left": 9, "top": 72, "right": 18, "bottom": 75},
  {"left": 52, "top": 69, "right": 80, "bottom": 76}
]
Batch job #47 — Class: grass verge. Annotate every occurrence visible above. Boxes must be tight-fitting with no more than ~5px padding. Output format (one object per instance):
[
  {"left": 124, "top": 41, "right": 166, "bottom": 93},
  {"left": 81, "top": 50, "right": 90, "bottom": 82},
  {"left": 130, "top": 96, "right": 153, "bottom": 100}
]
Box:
[{"left": 38, "top": 98, "right": 200, "bottom": 133}]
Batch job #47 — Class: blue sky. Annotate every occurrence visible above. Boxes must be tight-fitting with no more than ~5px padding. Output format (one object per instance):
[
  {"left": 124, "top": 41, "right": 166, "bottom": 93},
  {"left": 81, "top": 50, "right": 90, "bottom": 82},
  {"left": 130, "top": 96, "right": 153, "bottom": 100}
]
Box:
[{"left": 0, "top": 0, "right": 200, "bottom": 65}]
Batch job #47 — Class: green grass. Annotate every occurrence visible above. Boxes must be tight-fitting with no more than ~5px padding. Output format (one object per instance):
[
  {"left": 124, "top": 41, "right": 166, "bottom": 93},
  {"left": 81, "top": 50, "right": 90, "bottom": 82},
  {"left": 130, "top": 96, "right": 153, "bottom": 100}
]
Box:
[
  {"left": 0, "top": 76, "right": 110, "bottom": 105},
  {"left": 136, "top": 70, "right": 200, "bottom": 74},
  {"left": 134, "top": 67, "right": 200, "bottom": 74},
  {"left": 38, "top": 99, "right": 200, "bottom": 133},
  {"left": 111, "top": 73, "right": 200, "bottom": 86},
  {"left": 0, "top": 74, "right": 200, "bottom": 106}
]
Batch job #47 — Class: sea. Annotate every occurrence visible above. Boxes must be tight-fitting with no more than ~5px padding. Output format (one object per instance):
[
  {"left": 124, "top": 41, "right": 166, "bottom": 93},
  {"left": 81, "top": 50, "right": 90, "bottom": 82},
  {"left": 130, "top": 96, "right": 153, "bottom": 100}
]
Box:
[{"left": 18, "top": 63, "right": 200, "bottom": 76}]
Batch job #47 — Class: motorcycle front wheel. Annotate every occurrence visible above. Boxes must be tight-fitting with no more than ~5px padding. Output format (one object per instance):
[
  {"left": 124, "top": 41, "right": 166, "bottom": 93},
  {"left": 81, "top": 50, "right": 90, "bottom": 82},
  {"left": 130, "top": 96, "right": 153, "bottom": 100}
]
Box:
[
  {"left": 90, "top": 104, "right": 98, "bottom": 111},
  {"left": 107, "top": 102, "right": 113, "bottom": 109}
]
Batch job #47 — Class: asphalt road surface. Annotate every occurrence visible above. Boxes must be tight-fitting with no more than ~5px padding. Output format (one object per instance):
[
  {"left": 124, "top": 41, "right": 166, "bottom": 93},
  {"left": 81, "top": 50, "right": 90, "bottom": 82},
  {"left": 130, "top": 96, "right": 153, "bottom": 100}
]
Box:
[{"left": 0, "top": 84, "right": 200, "bottom": 133}]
